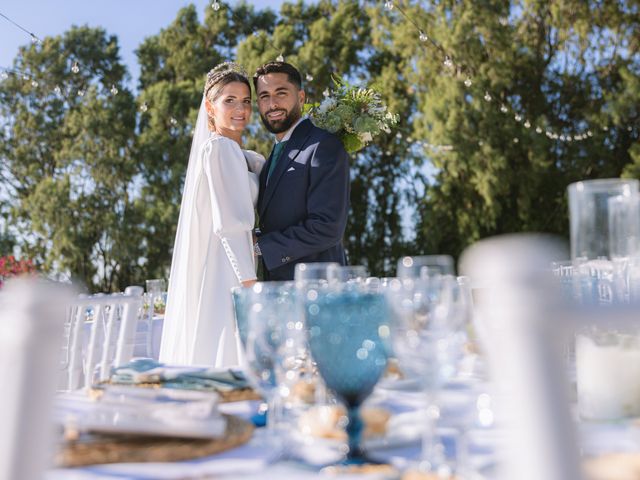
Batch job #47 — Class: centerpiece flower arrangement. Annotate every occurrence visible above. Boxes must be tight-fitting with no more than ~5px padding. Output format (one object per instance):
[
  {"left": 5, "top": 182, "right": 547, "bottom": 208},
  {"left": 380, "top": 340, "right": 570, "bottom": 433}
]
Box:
[
  {"left": 0, "top": 255, "right": 37, "bottom": 289},
  {"left": 303, "top": 77, "right": 399, "bottom": 154}
]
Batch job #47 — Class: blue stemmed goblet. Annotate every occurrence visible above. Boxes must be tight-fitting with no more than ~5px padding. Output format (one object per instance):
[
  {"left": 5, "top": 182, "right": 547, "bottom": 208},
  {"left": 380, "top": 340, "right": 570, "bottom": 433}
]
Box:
[{"left": 305, "top": 283, "right": 391, "bottom": 465}]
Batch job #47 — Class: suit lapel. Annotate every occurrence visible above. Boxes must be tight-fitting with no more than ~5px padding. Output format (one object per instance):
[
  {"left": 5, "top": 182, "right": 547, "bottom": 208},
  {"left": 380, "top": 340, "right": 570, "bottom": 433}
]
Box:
[{"left": 259, "top": 119, "right": 313, "bottom": 218}]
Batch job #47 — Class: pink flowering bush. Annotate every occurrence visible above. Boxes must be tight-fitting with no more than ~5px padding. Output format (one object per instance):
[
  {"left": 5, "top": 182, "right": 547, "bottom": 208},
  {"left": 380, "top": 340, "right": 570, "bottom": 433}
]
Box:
[{"left": 0, "top": 255, "right": 37, "bottom": 289}]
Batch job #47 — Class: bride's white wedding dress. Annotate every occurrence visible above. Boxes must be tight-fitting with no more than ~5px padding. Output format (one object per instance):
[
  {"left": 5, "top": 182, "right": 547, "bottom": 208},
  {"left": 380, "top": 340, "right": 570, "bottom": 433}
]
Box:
[{"left": 159, "top": 128, "right": 265, "bottom": 367}]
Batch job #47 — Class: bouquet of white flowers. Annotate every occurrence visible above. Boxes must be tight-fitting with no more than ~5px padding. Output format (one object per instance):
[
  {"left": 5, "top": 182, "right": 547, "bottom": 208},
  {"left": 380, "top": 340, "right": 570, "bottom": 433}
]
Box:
[{"left": 303, "top": 77, "right": 399, "bottom": 154}]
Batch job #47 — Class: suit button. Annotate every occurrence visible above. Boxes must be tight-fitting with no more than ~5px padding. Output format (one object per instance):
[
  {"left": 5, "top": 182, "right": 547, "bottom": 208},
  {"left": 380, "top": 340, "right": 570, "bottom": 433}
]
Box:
[
  {"left": 286, "top": 256, "right": 291, "bottom": 261},
  {"left": 281, "top": 257, "right": 287, "bottom": 263}
]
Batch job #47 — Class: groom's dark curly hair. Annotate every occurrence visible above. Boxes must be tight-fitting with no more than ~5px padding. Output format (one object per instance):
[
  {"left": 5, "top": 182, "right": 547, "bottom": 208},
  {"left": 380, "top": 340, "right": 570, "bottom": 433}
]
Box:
[{"left": 253, "top": 61, "right": 302, "bottom": 91}]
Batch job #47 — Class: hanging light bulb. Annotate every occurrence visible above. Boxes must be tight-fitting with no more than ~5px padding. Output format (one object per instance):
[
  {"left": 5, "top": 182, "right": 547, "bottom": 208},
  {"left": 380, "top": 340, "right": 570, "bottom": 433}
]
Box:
[
  {"left": 211, "top": 1, "right": 221, "bottom": 11},
  {"left": 483, "top": 92, "right": 492, "bottom": 102},
  {"left": 384, "top": 1, "right": 394, "bottom": 10},
  {"left": 30, "top": 34, "right": 39, "bottom": 44},
  {"left": 276, "top": 54, "right": 285, "bottom": 62},
  {"left": 110, "top": 84, "right": 118, "bottom": 95},
  {"left": 22, "top": 73, "right": 29, "bottom": 81},
  {"left": 419, "top": 31, "right": 428, "bottom": 42},
  {"left": 170, "top": 117, "right": 178, "bottom": 126},
  {"left": 54, "top": 85, "right": 61, "bottom": 95},
  {"left": 499, "top": 17, "right": 509, "bottom": 26},
  {"left": 500, "top": 104, "right": 508, "bottom": 113},
  {"left": 514, "top": 114, "right": 522, "bottom": 122},
  {"left": 603, "top": 126, "right": 609, "bottom": 131},
  {"left": 323, "top": 88, "right": 330, "bottom": 97},
  {"left": 535, "top": 126, "right": 543, "bottom": 134},
  {"left": 31, "top": 79, "right": 38, "bottom": 88},
  {"left": 77, "top": 89, "right": 85, "bottom": 97},
  {"left": 513, "top": 137, "right": 519, "bottom": 144},
  {"left": 443, "top": 56, "right": 453, "bottom": 69},
  {"left": 524, "top": 120, "right": 531, "bottom": 129},
  {"left": 139, "top": 102, "right": 148, "bottom": 113},
  {"left": 71, "top": 61, "right": 80, "bottom": 74},
  {"left": 463, "top": 77, "right": 472, "bottom": 87},
  {"left": 306, "top": 73, "right": 313, "bottom": 82},
  {"left": 587, "top": 130, "right": 593, "bottom": 137},
  {"left": 1, "top": 71, "right": 8, "bottom": 80}
]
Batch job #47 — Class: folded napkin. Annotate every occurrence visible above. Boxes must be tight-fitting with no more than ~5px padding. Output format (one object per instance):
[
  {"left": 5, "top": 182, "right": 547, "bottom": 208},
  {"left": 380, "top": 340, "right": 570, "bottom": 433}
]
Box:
[{"left": 110, "top": 359, "right": 249, "bottom": 392}]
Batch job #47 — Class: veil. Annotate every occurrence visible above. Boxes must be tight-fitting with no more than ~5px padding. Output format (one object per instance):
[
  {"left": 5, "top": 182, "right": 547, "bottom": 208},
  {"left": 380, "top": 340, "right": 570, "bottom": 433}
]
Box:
[{"left": 160, "top": 97, "right": 210, "bottom": 361}]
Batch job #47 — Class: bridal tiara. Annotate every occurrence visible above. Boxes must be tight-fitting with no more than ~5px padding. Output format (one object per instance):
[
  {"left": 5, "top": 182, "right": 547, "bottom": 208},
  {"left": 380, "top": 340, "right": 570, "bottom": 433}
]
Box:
[{"left": 204, "top": 62, "right": 249, "bottom": 96}]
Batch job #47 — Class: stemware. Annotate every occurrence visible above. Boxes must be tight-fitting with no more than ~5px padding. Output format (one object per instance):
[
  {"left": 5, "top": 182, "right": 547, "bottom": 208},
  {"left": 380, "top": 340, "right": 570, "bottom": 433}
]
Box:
[
  {"left": 242, "top": 282, "right": 301, "bottom": 436},
  {"left": 386, "top": 274, "right": 468, "bottom": 471},
  {"left": 304, "top": 282, "right": 391, "bottom": 465},
  {"left": 397, "top": 255, "right": 455, "bottom": 279}
]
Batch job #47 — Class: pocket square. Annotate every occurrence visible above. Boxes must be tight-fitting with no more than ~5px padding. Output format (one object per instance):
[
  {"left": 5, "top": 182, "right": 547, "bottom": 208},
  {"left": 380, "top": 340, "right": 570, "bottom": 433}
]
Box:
[{"left": 287, "top": 167, "right": 296, "bottom": 172}]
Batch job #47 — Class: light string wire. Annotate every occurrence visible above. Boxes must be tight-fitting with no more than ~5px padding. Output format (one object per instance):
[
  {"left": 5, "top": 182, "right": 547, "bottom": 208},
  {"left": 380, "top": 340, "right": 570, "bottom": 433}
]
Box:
[{"left": 383, "top": 0, "right": 637, "bottom": 144}]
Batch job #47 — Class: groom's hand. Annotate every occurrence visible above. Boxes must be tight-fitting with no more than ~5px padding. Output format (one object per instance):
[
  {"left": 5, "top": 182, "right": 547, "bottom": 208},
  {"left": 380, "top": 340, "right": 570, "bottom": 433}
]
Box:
[{"left": 241, "top": 279, "right": 257, "bottom": 288}]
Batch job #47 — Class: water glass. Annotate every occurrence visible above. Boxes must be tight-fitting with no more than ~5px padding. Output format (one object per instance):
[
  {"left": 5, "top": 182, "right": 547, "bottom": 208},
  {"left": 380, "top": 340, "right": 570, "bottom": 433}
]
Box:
[
  {"left": 305, "top": 282, "right": 391, "bottom": 464},
  {"left": 326, "top": 265, "right": 368, "bottom": 284},
  {"left": 397, "top": 255, "right": 455, "bottom": 278}
]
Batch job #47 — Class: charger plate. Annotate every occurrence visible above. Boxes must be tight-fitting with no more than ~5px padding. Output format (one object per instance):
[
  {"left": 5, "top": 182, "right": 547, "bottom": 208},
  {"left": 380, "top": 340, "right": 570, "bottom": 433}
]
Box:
[{"left": 56, "top": 413, "right": 253, "bottom": 467}]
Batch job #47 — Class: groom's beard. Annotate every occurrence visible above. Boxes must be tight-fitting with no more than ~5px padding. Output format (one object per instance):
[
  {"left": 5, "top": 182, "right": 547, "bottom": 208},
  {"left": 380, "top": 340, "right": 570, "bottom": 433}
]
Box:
[{"left": 259, "top": 107, "right": 301, "bottom": 134}]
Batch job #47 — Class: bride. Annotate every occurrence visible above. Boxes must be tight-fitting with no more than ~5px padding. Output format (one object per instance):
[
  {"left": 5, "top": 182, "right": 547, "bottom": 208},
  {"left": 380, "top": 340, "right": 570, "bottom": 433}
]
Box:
[{"left": 159, "top": 63, "right": 265, "bottom": 366}]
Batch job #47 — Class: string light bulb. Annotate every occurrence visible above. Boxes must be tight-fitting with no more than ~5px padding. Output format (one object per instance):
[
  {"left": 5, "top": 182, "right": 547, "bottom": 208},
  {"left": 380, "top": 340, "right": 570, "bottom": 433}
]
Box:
[
  {"left": 54, "top": 85, "right": 61, "bottom": 95},
  {"left": 483, "top": 92, "right": 492, "bottom": 102},
  {"left": 514, "top": 114, "right": 522, "bottom": 122},
  {"left": 77, "top": 89, "right": 85, "bottom": 97},
  {"left": 463, "top": 77, "right": 472, "bottom": 87},
  {"left": 1, "top": 71, "right": 8, "bottom": 80},
  {"left": 211, "top": 1, "right": 221, "bottom": 11},
  {"left": 419, "top": 31, "right": 428, "bottom": 42},
  {"left": 170, "top": 117, "right": 178, "bottom": 126},
  {"left": 443, "top": 56, "right": 453, "bottom": 69},
  {"left": 71, "top": 61, "right": 80, "bottom": 74},
  {"left": 110, "top": 84, "right": 118, "bottom": 95},
  {"left": 305, "top": 73, "right": 313, "bottom": 82},
  {"left": 276, "top": 54, "right": 284, "bottom": 62},
  {"left": 30, "top": 34, "right": 39, "bottom": 44},
  {"left": 31, "top": 79, "right": 38, "bottom": 88},
  {"left": 523, "top": 120, "right": 531, "bottom": 128},
  {"left": 513, "top": 137, "right": 519, "bottom": 143},
  {"left": 500, "top": 104, "right": 508, "bottom": 113},
  {"left": 384, "top": 1, "right": 394, "bottom": 10},
  {"left": 139, "top": 102, "right": 148, "bottom": 113},
  {"left": 536, "top": 126, "right": 543, "bottom": 134}
]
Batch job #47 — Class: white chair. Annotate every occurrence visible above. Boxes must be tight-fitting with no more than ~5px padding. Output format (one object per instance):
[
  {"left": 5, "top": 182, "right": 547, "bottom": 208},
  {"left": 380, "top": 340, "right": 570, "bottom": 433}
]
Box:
[{"left": 59, "top": 286, "right": 143, "bottom": 391}]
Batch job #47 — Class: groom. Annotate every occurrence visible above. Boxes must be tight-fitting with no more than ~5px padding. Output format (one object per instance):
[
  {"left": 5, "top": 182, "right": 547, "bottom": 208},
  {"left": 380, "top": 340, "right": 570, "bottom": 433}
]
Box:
[{"left": 253, "top": 61, "right": 350, "bottom": 281}]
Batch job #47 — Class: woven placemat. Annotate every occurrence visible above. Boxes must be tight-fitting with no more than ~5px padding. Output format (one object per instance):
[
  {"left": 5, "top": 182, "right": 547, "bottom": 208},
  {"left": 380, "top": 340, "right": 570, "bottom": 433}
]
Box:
[{"left": 56, "top": 413, "right": 254, "bottom": 467}]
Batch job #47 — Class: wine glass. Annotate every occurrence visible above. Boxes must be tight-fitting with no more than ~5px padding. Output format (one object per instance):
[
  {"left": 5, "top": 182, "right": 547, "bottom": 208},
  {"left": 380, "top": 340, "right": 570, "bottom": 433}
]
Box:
[
  {"left": 397, "top": 255, "right": 455, "bottom": 279},
  {"left": 386, "top": 274, "right": 468, "bottom": 471},
  {"left": 304, "top": 282, "right": 391, "bottom": 465},
  {"left": 243, "top": 282, "right": 301, "bottom": 438},
  {"left": 326, "top": 265, "right": 368, "bottom": 284}
]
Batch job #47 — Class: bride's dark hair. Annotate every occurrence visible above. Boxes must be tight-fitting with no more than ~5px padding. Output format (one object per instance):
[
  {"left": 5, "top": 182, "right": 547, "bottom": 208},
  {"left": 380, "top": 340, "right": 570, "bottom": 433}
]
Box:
[{"left": 204, "top": 62, "right": 250, "bottom": 130}]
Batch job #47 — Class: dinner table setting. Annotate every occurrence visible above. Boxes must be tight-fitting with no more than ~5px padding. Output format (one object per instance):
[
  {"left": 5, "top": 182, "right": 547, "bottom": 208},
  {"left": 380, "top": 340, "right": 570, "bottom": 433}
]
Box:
[{"left": 4, "top": 178, "right": 640, "bottom": 480}]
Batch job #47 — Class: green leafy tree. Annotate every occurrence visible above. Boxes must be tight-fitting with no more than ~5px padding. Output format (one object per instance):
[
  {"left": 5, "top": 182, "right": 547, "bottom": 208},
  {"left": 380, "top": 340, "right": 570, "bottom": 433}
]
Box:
[{"left": 0, "top": 26, "right": 139, "bottom": 291}]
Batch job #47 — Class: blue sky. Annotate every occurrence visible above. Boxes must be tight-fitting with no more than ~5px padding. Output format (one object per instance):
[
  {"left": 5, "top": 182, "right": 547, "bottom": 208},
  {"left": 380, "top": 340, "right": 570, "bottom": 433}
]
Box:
[{"left": 0, "top": 1, "right": 285, "bottom": 87}]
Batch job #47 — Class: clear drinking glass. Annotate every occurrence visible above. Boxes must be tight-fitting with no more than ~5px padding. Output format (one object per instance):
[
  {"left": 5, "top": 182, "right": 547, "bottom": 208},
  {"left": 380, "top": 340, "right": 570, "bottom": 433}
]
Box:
[
  {"left": 243, "top": 282, "right": 301, "bottom": 438},
  {"left": 397, "top": 255, "right": 455, "bottom": 279},
  {"left": 326, "top": 265, "right": 368, "bottom": 284},
  {"left": 568, "top": 179, "right": 640, "bottom": 420},
  {"left": 386, "top": 275, "right": 468, "bottom": 471}
]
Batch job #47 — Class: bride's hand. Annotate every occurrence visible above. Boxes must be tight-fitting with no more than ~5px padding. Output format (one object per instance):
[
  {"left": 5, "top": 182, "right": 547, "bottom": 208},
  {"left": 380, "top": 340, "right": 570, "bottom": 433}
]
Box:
[{"left": 242, "top": 279, "right": 257, "bottom": 288}]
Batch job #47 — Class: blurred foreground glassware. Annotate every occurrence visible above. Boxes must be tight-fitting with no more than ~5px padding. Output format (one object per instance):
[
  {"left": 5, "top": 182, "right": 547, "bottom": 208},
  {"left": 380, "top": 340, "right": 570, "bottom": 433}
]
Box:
[
  {"left": 397, "top": 255, "right": 455, "bottom": 279},
  {"left": 305, "top": 282, "right": 391, "bottom": 465},
  {"left": 243, "top": 282, "right": 302, "bottom": 440},
  {"left": 326, "top": 265, "right": 368, "bottom": 284},
  {"left": 568, "top": 179, "right": 640, "bottom": 420},
  {"left": 387, "top": 275, "right": 468, "bottom": 471}
]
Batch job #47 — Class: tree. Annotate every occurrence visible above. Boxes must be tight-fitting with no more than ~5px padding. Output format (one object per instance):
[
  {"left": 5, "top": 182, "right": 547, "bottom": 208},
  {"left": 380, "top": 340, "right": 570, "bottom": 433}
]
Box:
[{"left": 0, "top": 26, "right": 140, "bottom": 291}]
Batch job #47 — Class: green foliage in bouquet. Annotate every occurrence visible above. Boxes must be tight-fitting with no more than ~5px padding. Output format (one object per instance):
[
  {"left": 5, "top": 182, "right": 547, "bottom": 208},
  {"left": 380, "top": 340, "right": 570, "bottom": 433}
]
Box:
[{"left": 303, "top": 77, "right": 399, "bottom": 154}]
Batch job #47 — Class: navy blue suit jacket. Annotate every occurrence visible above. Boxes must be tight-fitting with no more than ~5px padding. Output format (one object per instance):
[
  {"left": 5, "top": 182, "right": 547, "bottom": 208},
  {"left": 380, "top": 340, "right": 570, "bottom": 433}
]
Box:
[{"left": 257, "top": 118, "right": 350, "bottom": 281}]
